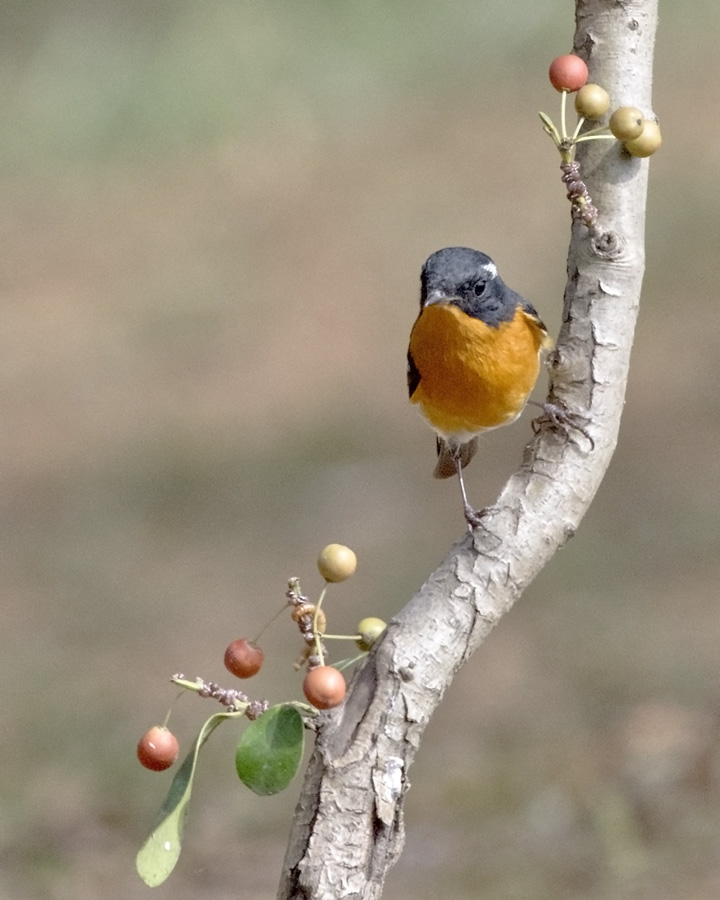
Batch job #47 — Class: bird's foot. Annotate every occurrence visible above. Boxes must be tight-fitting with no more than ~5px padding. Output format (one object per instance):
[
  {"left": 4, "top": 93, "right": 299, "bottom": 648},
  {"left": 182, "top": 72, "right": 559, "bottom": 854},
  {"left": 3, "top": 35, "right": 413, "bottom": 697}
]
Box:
[
  {"left": 531, "top": 399, "right": 594, "bottom": 450},
  {"left": 463, "top": 502, "right": 486, "bottom": 531}
]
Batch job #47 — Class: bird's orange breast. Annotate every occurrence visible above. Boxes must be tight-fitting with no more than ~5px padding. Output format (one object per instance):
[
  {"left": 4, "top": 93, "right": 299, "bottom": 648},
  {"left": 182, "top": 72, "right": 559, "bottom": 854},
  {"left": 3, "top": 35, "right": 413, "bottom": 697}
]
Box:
[{"left": 408, "top": 303, "right": 550, "bottom": 441}]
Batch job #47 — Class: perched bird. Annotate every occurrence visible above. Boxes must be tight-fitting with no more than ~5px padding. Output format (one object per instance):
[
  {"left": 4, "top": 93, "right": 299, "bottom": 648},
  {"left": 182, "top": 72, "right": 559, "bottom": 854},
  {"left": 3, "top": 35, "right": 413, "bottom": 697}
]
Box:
[{"left": 408, "top": 246, "right": 553, "bottom": 528}]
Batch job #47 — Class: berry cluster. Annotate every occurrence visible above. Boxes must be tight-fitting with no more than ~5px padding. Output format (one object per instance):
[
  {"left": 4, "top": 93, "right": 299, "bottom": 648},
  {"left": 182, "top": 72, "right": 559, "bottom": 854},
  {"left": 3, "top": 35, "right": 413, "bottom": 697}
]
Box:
[
  {"left": 542, "top": 54, "right": 662, "bottom": 227},
  {"left": 288, "top": 543, "right": 359, "bottom": 710},
  {"left": 136, "top": 543, "right": 386, "bottom": 771},
  {"left": 136, "top": 543, "right": 389, "bottom": 885}
]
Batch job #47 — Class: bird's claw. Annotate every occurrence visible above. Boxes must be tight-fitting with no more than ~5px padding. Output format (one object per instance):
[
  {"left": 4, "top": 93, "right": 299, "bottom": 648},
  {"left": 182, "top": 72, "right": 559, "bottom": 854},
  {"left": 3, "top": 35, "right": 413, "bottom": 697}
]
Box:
[
  {"left": 463, "top": 503, "right": 489, "bottom": 531},
  {"left": 531, "top": 400, "right": 594, "bottom": 450}
]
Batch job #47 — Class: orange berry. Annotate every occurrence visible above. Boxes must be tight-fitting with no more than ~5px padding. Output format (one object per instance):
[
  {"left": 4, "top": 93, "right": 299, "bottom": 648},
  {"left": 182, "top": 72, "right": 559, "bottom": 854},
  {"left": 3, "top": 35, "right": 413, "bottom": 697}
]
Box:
[
  {"left": 224, "top": 638, "right": 264, "bottom": 679},
  {"left": 137, "top": 726, "right": 179, "bottom": 771},
  {"left": 303, "top": 666, "right": 346, "bottom": 710}
]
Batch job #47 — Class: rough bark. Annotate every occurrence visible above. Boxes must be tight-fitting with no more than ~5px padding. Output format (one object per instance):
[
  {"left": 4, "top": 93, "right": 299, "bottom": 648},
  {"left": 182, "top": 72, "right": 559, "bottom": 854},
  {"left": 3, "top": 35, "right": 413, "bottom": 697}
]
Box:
[{"left": 277, "top": 1, "right": 659, "bottom": 897}]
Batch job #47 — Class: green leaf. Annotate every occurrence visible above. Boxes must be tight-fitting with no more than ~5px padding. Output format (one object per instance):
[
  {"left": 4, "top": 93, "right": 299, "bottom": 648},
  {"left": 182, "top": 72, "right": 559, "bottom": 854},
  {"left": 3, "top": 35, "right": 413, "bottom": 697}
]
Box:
[
  {"left": 135, "top": 711, "right": 237, "bottom": 887},
  {"left": 538, "top": 110, "right": 561, "bottom": 144},
  {"left": 538, "top": 110, "right": 555, "bottom": 129},
  {"left": 235, "top": 704, "right": 304, "bottom": 796}
]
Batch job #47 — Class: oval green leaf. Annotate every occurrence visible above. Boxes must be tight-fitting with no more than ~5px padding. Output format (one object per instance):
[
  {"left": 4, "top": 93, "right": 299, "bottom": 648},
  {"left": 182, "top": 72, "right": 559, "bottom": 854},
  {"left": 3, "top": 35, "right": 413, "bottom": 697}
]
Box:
[
  {"left": 235, "top": 704, "right": 304, "bottom": 796},
  {"left": 135, "top": 711, "right": 237, "bottom": 887}
]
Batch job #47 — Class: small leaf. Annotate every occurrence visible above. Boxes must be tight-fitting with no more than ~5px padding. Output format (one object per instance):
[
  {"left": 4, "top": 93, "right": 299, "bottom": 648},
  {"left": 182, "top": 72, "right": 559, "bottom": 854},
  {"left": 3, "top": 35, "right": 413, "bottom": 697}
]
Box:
[
  {"left": 538, "top": 110, "right": 561, "bottom": 144},
  {"left": 538, "top": 110, "right": 555, "bottom": 129},
  {"left": 235, "top": 704, "right": 304, "bottom": 796},
  {"left": 136, "top": 711, "right": 237, "bottom": 887}
]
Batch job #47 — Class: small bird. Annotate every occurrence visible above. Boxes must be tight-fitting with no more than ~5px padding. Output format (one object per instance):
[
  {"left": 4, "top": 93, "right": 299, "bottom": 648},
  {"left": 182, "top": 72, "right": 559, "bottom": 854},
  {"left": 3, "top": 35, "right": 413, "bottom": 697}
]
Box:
[{"left": 408, "top": 246, "right": 553, "bottom": 528}]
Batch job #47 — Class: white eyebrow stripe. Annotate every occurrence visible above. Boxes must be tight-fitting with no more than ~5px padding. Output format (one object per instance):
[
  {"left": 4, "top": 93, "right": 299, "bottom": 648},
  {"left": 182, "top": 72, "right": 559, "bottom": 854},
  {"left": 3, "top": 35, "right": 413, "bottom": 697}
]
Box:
[{"left": 482, "top": 261, "right": 497, "bottom": 278}]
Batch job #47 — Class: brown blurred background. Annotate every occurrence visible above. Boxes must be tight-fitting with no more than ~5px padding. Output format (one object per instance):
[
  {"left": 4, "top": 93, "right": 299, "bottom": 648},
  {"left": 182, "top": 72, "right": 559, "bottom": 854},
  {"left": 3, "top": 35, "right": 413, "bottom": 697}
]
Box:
[{"left": 2, "top": 2, "right": 719, "bottom": 899}]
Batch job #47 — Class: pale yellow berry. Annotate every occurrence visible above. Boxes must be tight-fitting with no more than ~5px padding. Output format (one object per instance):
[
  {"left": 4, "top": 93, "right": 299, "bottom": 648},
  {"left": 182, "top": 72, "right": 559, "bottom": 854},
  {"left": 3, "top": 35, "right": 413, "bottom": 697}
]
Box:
[
  {"left": 574, "top": 84, "right": 610, "bottom": 119},
  {"left": 609, "top": 106, "right": 644, "bottom": 141},
  {"left": 355, "top": 617, "right": 387, "bottom": 652},
  {"left": 317, "top": 544, "right": 357, "bottom": 583},
  {"left": 624, "top": 120, "right": 662, "bottom": 158}
]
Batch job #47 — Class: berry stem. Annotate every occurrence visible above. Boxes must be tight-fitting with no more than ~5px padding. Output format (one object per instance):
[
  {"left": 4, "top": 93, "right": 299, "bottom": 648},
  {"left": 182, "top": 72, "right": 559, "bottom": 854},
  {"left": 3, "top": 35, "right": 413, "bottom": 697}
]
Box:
[
  {"left": 560, "top": 89, "right": 568, "bottom": 140},
  {"left": 160, "top": 689, "right": 186, "bottom": 728},
  {"left": 574, "top": 132, "right": 617, "bottom": 144},
  {"left": 252, "top": 601, "right": 287, "bottom": 645},
  {"left": 571, "top": 116, "right": 586, "bottom": 140},
  {"left": 313, "top": 584, "right": 329, "bottom": 666}
]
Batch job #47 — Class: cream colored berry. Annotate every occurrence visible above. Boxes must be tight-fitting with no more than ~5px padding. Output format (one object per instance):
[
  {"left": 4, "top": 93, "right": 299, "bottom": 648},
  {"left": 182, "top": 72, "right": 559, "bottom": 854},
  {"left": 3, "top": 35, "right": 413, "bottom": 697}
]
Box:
[
  {"left": 609, "top": 106, "right": 644, "bottom": 141},
  {"left": 355, "top": 617, "right": 387, "bottom": 652},
  {"left": 317, "top": 544, "right": 357, "bottom": 583},
  {"left": 624, "top": 120, "right": 662, "bottom": 157},
  {"left": 574, "top": 84, "right": 610, "bottom": 119}
]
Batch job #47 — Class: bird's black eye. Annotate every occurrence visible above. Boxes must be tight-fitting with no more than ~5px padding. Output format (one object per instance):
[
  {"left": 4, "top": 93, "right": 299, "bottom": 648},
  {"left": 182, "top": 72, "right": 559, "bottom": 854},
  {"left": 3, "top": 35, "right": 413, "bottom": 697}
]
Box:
[{"left": 460, "top": 279, "right": 486, "bottom": 298}]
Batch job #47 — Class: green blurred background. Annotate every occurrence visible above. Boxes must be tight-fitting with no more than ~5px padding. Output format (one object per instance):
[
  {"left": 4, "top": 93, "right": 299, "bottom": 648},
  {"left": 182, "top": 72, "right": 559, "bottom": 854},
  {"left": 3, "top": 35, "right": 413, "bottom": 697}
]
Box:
[{"left": 2, "top": 2, "right": 719, "bottom": 898}]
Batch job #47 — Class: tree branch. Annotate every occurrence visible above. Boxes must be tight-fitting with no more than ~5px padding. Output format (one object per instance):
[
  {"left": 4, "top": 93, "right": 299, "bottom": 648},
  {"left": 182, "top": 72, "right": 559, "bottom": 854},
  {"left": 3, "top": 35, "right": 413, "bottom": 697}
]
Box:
[{"left": 277, "top": 1, "right": 659, "bottom": 897}]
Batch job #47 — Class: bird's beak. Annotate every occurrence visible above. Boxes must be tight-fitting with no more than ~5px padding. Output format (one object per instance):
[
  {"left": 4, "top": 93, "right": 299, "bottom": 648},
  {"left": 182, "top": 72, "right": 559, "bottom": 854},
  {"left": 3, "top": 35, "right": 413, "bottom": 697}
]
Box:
[{"left": 423, "top": 289, "right": 447, "bottom": 307}]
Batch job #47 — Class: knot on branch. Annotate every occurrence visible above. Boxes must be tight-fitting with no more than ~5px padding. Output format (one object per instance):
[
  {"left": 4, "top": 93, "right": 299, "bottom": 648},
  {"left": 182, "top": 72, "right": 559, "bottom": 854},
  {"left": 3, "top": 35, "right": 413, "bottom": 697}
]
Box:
[
  {"left": 545, "top": 344, "right": 591, "bottom": 388},
  {"left": 592, "top": 229, "right": 625, "bottom": 260}
]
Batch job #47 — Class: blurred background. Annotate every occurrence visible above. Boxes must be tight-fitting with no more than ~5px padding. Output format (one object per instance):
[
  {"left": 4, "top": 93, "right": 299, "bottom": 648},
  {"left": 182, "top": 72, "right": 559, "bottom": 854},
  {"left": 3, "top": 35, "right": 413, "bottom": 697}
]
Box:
[{"left": 2, "top": 2, "right": 719, "bottom": 898}]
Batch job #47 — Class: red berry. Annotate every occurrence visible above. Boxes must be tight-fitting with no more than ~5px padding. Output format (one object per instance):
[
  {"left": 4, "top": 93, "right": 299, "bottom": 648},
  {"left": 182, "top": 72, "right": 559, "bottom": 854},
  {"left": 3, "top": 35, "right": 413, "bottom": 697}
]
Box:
[
  {"left": 549, "top": 55, "right": 589, "bottom": 92},
  {"left": 137, "top": 726, "right": 179, "bottom": 771},
  {"left": 303, "top": 666, "right": 346, "bottom": 710},
  {"left": 224, "top": 638, "right": 264, "bottom": 679}
]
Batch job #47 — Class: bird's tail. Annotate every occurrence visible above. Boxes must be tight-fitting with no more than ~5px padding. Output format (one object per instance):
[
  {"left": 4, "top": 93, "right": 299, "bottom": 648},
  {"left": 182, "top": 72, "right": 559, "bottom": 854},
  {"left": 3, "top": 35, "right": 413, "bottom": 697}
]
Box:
[{"left": 433, "top": 436, "right": 478, "bottom": 479}]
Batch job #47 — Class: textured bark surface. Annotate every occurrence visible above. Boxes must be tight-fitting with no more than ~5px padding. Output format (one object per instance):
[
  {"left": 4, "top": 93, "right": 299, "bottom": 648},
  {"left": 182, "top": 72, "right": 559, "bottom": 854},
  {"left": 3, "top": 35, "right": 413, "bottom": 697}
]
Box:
[{"left": 277, "top": 2, "right": 659, "bottom": 897}]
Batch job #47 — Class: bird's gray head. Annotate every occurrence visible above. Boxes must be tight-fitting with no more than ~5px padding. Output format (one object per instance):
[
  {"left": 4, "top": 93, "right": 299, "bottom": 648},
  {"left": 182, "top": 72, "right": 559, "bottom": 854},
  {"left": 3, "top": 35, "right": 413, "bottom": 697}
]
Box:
[{"left": 420, "top": 246, "right": 517, "bottom": 327}]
